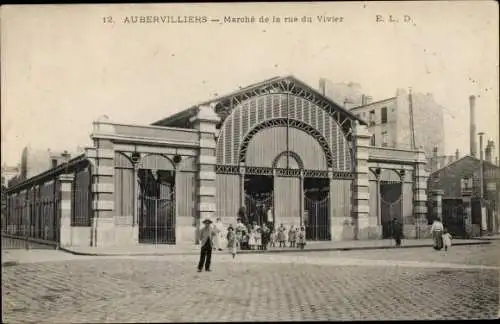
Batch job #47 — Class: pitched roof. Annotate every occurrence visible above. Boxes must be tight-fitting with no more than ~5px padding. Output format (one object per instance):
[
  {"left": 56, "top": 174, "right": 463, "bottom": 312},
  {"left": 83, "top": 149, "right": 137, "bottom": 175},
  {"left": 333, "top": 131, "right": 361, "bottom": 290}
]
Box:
[
  {"left": 152, "top": 75, "right": 367, "bottom": 127},
  {"left": 430, "top": 154, "right": 499, "bottom": 176}
]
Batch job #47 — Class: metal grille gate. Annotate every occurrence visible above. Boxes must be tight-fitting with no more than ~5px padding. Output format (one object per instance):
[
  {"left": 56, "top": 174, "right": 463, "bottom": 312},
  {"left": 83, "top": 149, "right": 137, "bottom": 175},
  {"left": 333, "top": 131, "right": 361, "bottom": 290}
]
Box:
[
  {"left": 380, "top": 182, "right": 402, "bottom": 238},
  {"left": 442, "top": 199, "right": 466, "bottom": 238},
  {"left": 304, "top": 195, "right": 330, "bottom": 241},
  {"left": 244, "top": 193, "right": 273, "bottom": 227},
  {"left": 138, "top": 169, "right": 176, "bottom": 245}
]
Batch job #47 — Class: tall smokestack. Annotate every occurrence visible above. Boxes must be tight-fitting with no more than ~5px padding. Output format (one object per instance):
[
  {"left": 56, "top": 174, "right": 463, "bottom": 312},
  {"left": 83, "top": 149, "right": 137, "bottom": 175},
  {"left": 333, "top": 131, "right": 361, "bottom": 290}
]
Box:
[{"left": 470, "top": 95, "right": 477, "bottom": 157}]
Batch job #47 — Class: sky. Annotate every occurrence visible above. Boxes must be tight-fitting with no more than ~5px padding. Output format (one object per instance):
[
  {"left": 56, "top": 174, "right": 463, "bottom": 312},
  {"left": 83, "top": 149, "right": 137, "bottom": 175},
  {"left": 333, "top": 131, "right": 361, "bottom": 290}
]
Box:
[{"left": 1, "top": 2, "right": 499, "bottom": 166}]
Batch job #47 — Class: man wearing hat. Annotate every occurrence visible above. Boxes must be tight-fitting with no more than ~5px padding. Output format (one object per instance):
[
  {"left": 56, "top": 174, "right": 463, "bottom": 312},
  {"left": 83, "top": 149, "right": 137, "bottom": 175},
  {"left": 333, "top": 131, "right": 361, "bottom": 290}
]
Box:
[{"left": 198, "top": 216, "right": 217, "bottom": 272}]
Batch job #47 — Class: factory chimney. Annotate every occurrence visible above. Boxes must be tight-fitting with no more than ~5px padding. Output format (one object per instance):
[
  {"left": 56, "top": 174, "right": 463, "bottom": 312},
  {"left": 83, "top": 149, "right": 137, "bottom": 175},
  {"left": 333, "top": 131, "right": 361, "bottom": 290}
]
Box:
[
  {"left": 469, "top": 95, "right": 477, "bottom": 158},
  {"left": 431, "top": 145, "right": 439, "bottom": 172},
  {"left": 455, "top": 149, "right": 460, "bottom": 161}
]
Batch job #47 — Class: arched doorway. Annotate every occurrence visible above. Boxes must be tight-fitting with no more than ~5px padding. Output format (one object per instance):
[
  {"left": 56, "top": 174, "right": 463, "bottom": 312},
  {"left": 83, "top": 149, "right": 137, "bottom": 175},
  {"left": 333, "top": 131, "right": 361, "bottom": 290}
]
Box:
[{"left": 137, "top": 154, "right": 176, "bottom": 244}]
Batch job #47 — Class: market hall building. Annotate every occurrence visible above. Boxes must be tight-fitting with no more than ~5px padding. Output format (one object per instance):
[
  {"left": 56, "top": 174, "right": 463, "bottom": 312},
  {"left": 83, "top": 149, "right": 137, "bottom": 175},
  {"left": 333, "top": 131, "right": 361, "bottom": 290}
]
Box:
[{"left": 4, "top": 76, "right": 428, "bottom": 248}]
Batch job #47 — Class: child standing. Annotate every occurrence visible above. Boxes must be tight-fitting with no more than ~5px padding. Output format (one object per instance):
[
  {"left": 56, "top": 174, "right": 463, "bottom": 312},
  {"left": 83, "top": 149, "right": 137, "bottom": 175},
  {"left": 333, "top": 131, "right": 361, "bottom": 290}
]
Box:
[
  {"left": 241, "top": 230, "right": 249, "bottom": 250},
  {"left": 269, "top": 230, "right": 277, "bottom": 248},
  {"left": 442, "top": 228, "right": 452, "bottom": 252},
  {"left": 297, "top": 226, "right": 306, "bottom": 250},
  {"left": 277, "top": 224, "right": 287, "bottom": 248},
  {"left": 249, "top": 228, "right": 257, "bottom": 250},
  {"left": 288, "top": 225, "right": 297, "bottom": 248},
  {"left": 226, "top": 225, "right": 238, "bottom": 258},
  {"left": 255, "top": 228, "right": 262, "bottom": 250}
]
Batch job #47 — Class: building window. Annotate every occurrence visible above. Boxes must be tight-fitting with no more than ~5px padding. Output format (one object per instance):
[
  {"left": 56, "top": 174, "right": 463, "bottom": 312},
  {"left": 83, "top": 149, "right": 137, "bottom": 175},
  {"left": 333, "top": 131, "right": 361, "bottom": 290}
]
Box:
[
  {"left": 370, "top": 134, "right": 376, "bottom": 146},
  {"left": 51, "top": 159, "right": 58, "bottom": 169},
  {"left": 382, "top": 131, "right": 388, "bottom": 147},
  {"left": 369, "top": 110, "right": 375, "bottom": 126},
  {"left": 355, "top": 114, "right": 360, "bottom": 118},
  {"left": 381, "top": 107, "right": 388, "bottom": 124}
]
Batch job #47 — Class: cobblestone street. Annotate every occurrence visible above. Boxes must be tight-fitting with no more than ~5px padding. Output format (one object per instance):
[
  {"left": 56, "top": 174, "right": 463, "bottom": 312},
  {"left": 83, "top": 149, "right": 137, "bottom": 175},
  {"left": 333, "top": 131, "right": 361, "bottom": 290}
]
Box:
[{"left": 2, "top": 243, "right": 499, "bottom": 323}]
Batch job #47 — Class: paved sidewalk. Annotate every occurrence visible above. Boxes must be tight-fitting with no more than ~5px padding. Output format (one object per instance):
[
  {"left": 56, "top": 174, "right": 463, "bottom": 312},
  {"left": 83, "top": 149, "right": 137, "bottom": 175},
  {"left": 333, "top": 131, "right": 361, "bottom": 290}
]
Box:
[{"left": 58, "top": 238, "right": 491, "bottom": 257}]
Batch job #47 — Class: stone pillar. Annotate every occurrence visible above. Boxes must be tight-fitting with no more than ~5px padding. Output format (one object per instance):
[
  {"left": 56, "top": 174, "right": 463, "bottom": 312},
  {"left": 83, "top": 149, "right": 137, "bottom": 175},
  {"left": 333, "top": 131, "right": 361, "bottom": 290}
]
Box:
[
  {"left": 87, "top": 119, "right": 116, "bottom": 247},
  {"left": 430, "top": 189, "right": 444, "bottom": 222},
  {"left": 462, "top": 191, "right": 473, "bottom": 238},
  {"left": 300, "top": 169, "right": 305, "bottom": 227},
  {"left": 193, "top": 104, "right": 219, "bottom": 244},
  {"left": 58, "top": 174, "right": 74, "bottom": 247},
  {"left": 352, "top": 121, "right": 376, "bottom": 240},
  {"left": 239, "top": 163, "right": 245, "bottom": 209},
  {"left": 413, "top": 148, "right": 428, "bottom": 239}
]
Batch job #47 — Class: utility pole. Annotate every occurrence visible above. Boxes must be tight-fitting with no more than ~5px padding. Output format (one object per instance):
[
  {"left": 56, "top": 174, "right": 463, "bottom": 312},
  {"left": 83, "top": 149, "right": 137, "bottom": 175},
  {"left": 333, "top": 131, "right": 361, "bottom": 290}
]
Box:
[{"left": 478, "top": 132, "right": 485, "bottom": 235}]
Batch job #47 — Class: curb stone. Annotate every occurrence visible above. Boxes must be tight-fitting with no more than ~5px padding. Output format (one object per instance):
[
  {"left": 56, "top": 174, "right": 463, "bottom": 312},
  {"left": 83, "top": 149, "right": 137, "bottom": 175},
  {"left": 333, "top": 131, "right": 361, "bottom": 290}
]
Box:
[{"left": 57, "top": 241, "right": 492, "bottom": 257}]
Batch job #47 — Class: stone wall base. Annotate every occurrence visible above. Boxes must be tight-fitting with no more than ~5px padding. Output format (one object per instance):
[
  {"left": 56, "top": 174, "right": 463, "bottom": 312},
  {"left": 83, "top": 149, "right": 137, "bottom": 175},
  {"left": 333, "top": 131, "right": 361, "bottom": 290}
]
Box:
[
  {"left": 70, "top": 227, "right": 92, "bottom": 247},
  {"left": 331, "top": 217, "right": 356, "bottom": 241},
  {"left": 95, "top": 217, "right": 116, "bottom": 248}
]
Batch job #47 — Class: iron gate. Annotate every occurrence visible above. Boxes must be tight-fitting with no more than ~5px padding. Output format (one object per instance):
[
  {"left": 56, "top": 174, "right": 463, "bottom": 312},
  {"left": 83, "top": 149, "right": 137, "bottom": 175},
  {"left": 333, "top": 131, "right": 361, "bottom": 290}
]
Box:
[
  {"left": 304, "top": 195, "right": 330, "bottom": 241},
  {"left": 442, "top": 199, "right": 466, "bottom": 238},
  {"left": 380, "top": 182, "right": 402, "bottom": 238},
  {"left": 138, "top": 169, "right": 176, "bottom": 245},
  {"left": 139, "top": 193, "right": 176, "bottom": 244},
  {"left": 244, "top": 193, "right": 273, "bottom": 227}
]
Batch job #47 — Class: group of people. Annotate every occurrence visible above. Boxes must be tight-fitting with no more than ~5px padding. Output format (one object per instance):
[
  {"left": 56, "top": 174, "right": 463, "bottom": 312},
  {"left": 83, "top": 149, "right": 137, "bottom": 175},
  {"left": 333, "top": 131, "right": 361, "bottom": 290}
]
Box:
[
  {"left": 391, "top": 216, "right": 453, "bottom": 251},
  {"left": 214, "top": 217, "right": 307, "bottom": 255},
  {"left": 430, "top": 218, "right": 453, "bottom": 251}
]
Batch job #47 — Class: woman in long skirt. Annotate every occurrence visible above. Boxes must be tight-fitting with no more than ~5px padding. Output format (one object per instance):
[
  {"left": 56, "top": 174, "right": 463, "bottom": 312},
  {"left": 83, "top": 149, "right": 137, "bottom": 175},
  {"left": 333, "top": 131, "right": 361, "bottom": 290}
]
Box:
[
  {"left": 431, "top": 219, "right": 444, "bottom": 250},
  {"left": 226, "top": 225, "right": 238, "bottom": 258}
]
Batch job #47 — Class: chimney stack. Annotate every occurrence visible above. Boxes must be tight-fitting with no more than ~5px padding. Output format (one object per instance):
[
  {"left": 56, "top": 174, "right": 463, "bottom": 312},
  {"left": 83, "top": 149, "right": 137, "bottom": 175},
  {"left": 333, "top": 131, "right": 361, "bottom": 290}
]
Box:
[
  {"left": 431, "top": 145, "right": 439, "bottom": 172},
  {"left": 469, "top": 95, "right": 477, "bottom": 158},
  {"left": 455, "top": 149, "right": 460, "bottom": 161},
  {"left": 485, "top": 140, "right": 494, "bottom": 163}
]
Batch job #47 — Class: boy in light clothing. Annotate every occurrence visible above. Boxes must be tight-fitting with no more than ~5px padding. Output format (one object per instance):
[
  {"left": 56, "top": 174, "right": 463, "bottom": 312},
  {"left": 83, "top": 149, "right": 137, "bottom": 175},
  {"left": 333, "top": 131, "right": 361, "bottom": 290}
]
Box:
[{"left": 442, "top": 228, "right": 452, "bottom": 252}]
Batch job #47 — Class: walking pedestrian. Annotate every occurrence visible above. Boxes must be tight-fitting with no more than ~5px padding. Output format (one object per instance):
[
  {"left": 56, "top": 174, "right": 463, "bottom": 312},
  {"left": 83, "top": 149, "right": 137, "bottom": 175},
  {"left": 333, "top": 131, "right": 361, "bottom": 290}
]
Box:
[
  {"left": 431, "top": 218, "right": 444, "bottom": 250},
  {"left": 392, "top": 217, "right": 403, "bottom": 247},
  {"left": 442, "top": 228, "right": 452, "bottom": 252},
  {"left": 197, "top": 217, "right": 216, "bottom": 272}
]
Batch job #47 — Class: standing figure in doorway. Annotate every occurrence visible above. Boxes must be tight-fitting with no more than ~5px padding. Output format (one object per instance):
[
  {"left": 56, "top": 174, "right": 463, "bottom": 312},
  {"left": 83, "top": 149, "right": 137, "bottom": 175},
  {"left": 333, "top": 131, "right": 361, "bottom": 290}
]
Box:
[
  {"left": 197, "top": 217, "right": 216, "bottom": 272},
  {"left": 392, "top": 217, "right": 403, "bottom": 247},
  {"left": 266, "top": 206, "right": 274, "bottom": 230},
  {"left": 431, "top": 218, "right": 444, "bottom": 250},
  {"left": 237, "top": 206, "right": 248, "bottom": 226}
]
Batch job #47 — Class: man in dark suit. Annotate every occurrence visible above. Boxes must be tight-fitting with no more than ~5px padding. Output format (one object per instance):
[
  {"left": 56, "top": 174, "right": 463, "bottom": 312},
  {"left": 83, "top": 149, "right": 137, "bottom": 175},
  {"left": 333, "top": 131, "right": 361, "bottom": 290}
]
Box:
[{"left": 198, "top": 217, "right": 216, "bottom": 272}]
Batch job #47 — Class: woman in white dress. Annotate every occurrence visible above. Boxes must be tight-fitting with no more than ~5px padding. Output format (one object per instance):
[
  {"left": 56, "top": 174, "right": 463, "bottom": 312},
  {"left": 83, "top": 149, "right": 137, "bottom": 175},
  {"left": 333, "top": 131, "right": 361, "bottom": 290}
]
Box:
[{"left": 213, "top": 217, "right": 226, "bottom": 251}]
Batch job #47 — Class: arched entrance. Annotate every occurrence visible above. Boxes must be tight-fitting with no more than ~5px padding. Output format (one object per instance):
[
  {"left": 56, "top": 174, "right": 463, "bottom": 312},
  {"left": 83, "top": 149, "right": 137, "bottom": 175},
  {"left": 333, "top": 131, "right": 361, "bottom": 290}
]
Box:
[
  {"left": 137, "top": 154, "right": 176, "bottom": 244},
  {"left": 213, "top": 83, "right": 358, "bottom": 241},
  {"left": 239, "top": 119, "right": 333, "bottom": 240}
]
